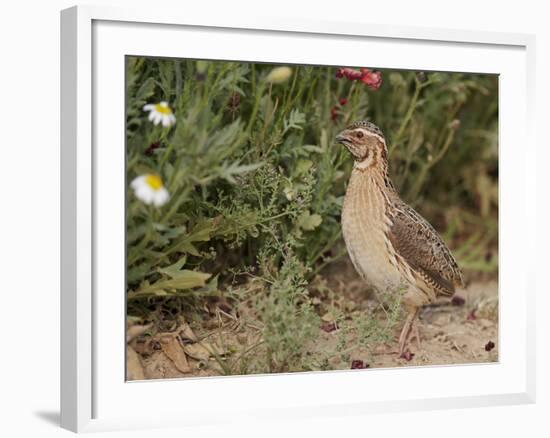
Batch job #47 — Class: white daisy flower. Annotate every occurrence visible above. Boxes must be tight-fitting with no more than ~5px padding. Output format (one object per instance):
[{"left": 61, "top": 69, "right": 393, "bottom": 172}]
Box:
[
  {"left": 143, "top": 101, "right": 176, "bottom": 127},
  {"left": 130, "top": 174, "right": 170, "bottom": 207}
]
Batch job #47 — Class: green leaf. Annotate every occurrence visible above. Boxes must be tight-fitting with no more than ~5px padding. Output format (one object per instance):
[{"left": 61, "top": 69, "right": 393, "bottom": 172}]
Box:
[
  {"left": 135, "top": 77, "right": 156, "bottom": 104},
  {"left": 188, "top": 218, "right": 219, "bottom": 242},
  {"left": 283, "top": 109, "right": 306, "bottom": 134},
  {"left": 178, "top": 242, "right": 200, "bottom": 256},
  {"left": 157, "top": 256, "right": 187, "bottom": 278},
  {"left": 220, "top": 161, "right": 264, "bottom": 183},
  {"left": 294, "top": 159, "right": 313, "bottom": 176},
  {"left": 297, "top": 211, "right": 322, "bottom": 231},
  {"left": 302, "top": 145, "right": 323, "bottom": 154},
  {"left": 165, "top": 218, "right": 218, "bottom": 255},
  {"left": 127, "top": 263, "right": 152, "bottom": 284},
  {"left": 138, "top": 270, "right": 212, "bottom": 293}
]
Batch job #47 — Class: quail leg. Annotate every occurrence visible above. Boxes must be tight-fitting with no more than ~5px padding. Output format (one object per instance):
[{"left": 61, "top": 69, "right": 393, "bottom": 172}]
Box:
[
  {"left": 411, "top": 323, "right": 422, "bottom": 351},
  {"left": 398, "top": 308, "right": 419, "bottom": 356}
]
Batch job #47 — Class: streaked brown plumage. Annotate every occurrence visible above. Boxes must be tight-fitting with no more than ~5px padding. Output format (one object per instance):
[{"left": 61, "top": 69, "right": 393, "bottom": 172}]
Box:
[{"left": 336, "top": 120, "right": 463, "bottom": 356}]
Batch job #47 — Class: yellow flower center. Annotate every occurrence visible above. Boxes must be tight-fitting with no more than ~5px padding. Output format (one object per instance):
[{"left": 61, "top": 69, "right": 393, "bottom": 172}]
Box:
[
  {"left": 154, "top": 103, "right": 172, "bottom": 115},
  {"left": 145, "top": 174, "right": 163, "bottom": 191}
]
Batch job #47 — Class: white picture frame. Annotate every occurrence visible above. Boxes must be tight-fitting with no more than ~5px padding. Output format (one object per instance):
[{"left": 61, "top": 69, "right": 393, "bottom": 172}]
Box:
[{"left": 60, "top": 4, "right": 536, "bottom": 433}]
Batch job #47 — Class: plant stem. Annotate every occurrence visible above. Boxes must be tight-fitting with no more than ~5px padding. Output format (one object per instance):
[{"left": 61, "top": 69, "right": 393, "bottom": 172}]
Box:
[{"left": 392, "top": 78, "right": 421, "bottom": 149}]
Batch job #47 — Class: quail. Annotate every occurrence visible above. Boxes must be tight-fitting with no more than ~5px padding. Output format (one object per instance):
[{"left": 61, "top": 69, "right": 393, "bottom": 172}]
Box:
[{"left": 336, "top": 120, "right": 464, "bottom": 356}]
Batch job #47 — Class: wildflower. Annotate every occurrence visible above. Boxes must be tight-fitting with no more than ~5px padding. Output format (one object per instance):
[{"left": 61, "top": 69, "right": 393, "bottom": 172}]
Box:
[
  {"left": 196, "top": 60, "right": 208, "bottom": 73},
  {"left": 336, "top": 67, "right": 382, "bottom": 90},
  {"left": 195, "top": 60, "right": 208, "bottom": 81},
  {"left": 130, "top": 174, "right": 170, "bottom": 207},
  {"left": 330, "top": 105, "right": 339, "bottom": 121},
  {"left": 336, "top": 67, "right": 363, "bottom": 80},
  {"left": 330, "top": 97, "right": 349, "bottom": 122},
  {"left": 359, "top": 68, "right": 382, "bottom": 90},
  {"left": 266, "top": 66, "right": 292, "bottom": 84},
  {"left": 143, "top": 101, "right": 176, "bottom": 127}
]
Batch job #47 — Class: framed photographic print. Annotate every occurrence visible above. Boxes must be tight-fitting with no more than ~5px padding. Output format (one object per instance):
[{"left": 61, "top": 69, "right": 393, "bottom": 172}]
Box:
[{"left": 60, "top": 4, "right": 536, "bottom": 432}]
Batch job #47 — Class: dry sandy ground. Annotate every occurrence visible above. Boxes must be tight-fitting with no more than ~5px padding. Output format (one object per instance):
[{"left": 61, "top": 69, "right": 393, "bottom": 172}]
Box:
[
  {"left": 336, "top": 281, "right": 498, "bottom": 369},
  {"left": 127, "top": 274, "right": 498, "bottom": 380}
]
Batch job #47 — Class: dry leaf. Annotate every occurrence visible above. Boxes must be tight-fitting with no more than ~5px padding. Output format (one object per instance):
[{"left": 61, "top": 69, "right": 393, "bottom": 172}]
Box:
[
  {"left": 183, "top": 343, "right": 210, "bottom": 361},
  {"left": 478, "top": 318, "right": 493, "bottom": 329},
  {"left": 201, "top": 339, "right": 227, "bottom": 357},
  {"left": 126, "top": 346, "right": 145, "bottom": 380},
  {"left": 160, "top": 335, "right": 191, "bottom": 373},
  {"left": 130, "top": 337, "right": 150, "bottom": 355},
  {"left": 126, "top": 323, "right": 153, "bottom": 343},
  {"left": 178, "top": 322, "right": 198, "bottom": 342}
]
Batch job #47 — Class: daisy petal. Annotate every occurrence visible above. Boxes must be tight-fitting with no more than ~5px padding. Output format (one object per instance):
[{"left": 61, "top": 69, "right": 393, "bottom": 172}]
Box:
[
  {"left": 130, "top": 175, "right": 145, "bottom": 189},
  {"left": 136, "top": 186, "right": 154, "bottom": 204},
  {"left": 153, "top": 188, "right": 170, "bottom": 207}
]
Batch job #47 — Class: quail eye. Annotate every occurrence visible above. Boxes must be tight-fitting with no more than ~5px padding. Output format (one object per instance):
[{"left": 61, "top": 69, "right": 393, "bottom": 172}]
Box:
[{"left": 356, "top": 131, "right": 364, "bottom": 138}]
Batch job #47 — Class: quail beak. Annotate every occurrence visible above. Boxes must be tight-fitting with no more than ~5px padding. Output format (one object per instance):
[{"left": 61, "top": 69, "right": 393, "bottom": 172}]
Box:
[{"left": 336, "top": 131, "right": 351, "bottom": 146}]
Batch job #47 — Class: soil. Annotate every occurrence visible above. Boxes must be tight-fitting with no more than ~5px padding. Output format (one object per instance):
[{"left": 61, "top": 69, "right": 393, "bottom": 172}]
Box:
[
  {"left": 338, "top": 280, "right": 499, "bottom": 369},
  {"left": 127, "top": 261, "right": 498, "bottom": 380}
]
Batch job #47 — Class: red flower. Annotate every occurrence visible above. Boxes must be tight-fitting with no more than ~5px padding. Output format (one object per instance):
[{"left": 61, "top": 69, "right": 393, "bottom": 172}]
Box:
[
  {"left": 330, "top": 97, "right": 349, "bottom": 123},
  {"left": 336, "top": 67, "right": 382, "bottom": 90},
  {"left": 359, "top": 69, "right": 382, "bottom": 90},
  {"left": 484, "top": 341, "right": 495, "bottom": 352},
  {"left": 330, "top": 105, "right": 339, "bottom": 121},
  {"left": 336, "top": 67, "right": 363, "bottom": 81}
]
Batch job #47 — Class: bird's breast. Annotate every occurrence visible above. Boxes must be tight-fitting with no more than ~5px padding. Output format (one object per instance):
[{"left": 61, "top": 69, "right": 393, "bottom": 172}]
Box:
[{"left": 342, "top": 170, "right": 404, "bottom": 292}]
